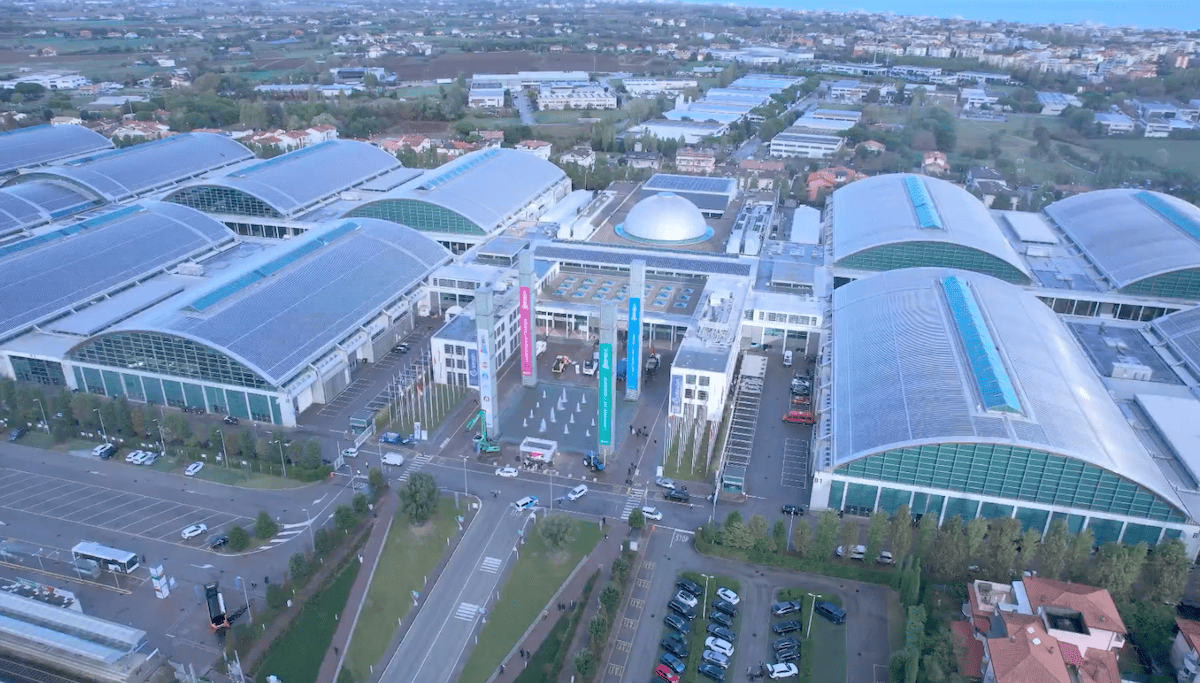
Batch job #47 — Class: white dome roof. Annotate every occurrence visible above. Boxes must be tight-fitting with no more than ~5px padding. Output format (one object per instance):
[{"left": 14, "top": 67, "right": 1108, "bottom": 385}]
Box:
[{"left": 619, "top": 192, "right": 711, "bottom": 244}]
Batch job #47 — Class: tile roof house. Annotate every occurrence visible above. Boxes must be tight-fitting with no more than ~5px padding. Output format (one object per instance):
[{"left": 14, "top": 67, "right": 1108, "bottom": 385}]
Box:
[
  {"left": 806, "top": 166, "right": 866, "bottom": 201},
  {"left": 1170, "top": 618, "right": 1200, "bottom": 682}
]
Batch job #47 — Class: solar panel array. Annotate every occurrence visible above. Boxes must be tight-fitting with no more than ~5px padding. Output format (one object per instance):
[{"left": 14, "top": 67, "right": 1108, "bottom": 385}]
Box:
[
  {"left": 0, "top": 191, "right": 43, "bottom": 233},
  {"left": 8, "top": 181, "right": 97, "bottom": 218},
  {"left": 1152, "top": 306, "right": 1200, "bottom": 376},
  {"left": 940, "top": 275, "right": 1022, "bottom": 413},
  {"left": 228, "top": 140, "right": 337, "bottom": 178},
  {"left": 0, "top": 124, "right": 114, "bottom": 175},
  {"left": 0, "top": 203, "right": 231, "bottom": 339},
  {"left": 643, "top": 174, "right": 736, "bottom": 196},
  {"left": 417, "top": 148, "right": 500, "bottom": 191},
  {"left": 1136, "top": 191, "right": 1200, "bottom": 241},
  {"left": 904, "top": 176, "right": 943, "bottom": 230},
  {"left": 535, "top": 245, "right": 751, "bottom": 276}
]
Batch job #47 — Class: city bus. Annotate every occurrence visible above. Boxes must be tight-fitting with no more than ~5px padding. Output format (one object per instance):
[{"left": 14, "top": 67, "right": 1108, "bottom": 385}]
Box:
[{"left": 71, "top": 541, "right": 139, "bottom": 573}]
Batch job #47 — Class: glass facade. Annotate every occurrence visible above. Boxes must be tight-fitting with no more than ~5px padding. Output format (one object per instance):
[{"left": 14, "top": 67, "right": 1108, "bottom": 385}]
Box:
[
  {"left": 69, "top": 332, "right": 272, "bottom": 390},
  {"left": 1121, "top": 268, "right": 1200, "bottom": 300},
  {"left": 9, "top": 356, "right": 67, "bottom": 386},
  {"left": 347, "top": 199, "right": 485, "bottom": 236},
  {"left": 168, "top": 186, "right": 283, "bottom": 218},
  {"left": 836, "top": 242, "right": 1030, "bottom": 285},
  {"left": 836, "top": 443, "right": 1186, "bottom": 523},
  {"left": 69, "top": 365, "right": 282, "bottom": 424}
]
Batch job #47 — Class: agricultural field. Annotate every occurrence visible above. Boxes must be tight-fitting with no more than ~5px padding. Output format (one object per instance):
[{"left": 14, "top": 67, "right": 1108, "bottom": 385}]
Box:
[
  {"left": 378, "top": 50, "right": 668, "bottom": 81},
  {"left": 1085, "top": 138, "right": 1200, "bottom": 176}
]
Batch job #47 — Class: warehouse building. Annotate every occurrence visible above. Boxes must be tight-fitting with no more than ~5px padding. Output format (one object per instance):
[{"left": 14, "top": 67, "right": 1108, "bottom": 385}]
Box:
[
  {"left": 829, "top": 174, "right": 1032, "bottom": 284},
  {"left": 813, "top": 267, "right": 1198, "bottom": 550},
  {"left": 0, "top": 124, "right": 113, "bottom": 177},
  {"left": 636, "top": 174, "right": 737, "bottom": 218},
  {"left": 768, "top": 131, "right": 845, "bottom": 159}
]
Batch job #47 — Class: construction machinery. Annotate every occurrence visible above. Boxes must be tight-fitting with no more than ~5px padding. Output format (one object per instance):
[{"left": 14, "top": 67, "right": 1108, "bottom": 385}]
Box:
[
  {"left": 582, "top": 450, "right": 605, "bottom": 471},
  {"left": 466, "top": 409, "right": 500, "bottom": 452}
]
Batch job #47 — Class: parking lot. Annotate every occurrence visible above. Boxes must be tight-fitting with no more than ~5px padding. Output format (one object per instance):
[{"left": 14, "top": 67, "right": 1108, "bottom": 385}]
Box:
[
  {"left": 0, "top": 469, "right": 252, "bottom": 548},
  {"left": 780, "top": 439, "right": 808, "bottom": 490}
]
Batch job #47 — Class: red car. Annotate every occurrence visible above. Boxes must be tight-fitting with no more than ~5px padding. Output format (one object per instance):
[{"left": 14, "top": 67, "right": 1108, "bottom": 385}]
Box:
[
  {"left": 782, "top": 410, "right": 814, "bottom": 425},
  {"left": 655, "top": 664, "right": 681, "bottom": 682}
]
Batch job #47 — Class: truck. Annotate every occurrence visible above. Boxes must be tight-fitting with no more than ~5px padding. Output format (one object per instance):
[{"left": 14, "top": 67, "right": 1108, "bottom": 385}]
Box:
[{"left": 205, "top": 582, "right": 228, "bottom": 630}]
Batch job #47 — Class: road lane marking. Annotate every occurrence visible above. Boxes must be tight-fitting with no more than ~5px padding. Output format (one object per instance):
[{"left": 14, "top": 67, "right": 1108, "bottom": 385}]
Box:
[
  {"left": 454, "top": 602, "right": 479, "bottom": 621},
  {"left": 479, "top": 556, "right": 502, "bottom": 573}
]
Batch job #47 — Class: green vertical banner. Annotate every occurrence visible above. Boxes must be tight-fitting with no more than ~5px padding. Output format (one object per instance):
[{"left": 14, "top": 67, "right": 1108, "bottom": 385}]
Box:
[{"left": 598, "top": 342, "right": 613, "bottom": 447}]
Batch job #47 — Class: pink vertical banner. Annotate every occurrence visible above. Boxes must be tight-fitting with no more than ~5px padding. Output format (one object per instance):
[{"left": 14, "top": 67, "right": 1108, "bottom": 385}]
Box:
[{"left": 519, "top": 285, "right": 533, "bottom": 376}]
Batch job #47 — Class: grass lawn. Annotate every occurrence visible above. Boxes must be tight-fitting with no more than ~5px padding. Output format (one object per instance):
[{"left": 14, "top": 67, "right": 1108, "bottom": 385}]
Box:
[
  {"left": 662, "top": 426, "right": 714, "bottom": 484},
  {"left": 534, "top": 109, "right": 624, "bottom": 125},
  {"left": 512, "top": 571, "right": 597, "bottom": 683},
  {"left": 189, "top": 462, "right": 306, "bottom": 489},
  {"left": 342, "top": 497, "right": 467, "bottom": 682},
  {"left": 458, "top": 519, "right": 603, "bottom": 683},
  {"left": 255, "top": 560, "right": 361, "bottom": 683},
  {"left": 675, "top": 572, "right": 742, "bottom": 683},
  {"left": 14, "top": 432, "right": 55, "bottom": 449},
  {"left": 383, "top": 385, "right": 469, "bottom": 439},
  {"left": 1086, "top": 137, "right": 1200, "bottom": 175}
]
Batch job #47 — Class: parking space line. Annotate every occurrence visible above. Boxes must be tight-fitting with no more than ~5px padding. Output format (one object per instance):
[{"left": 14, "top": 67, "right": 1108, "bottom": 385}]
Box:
[
  {"left": 0, "top": 474, "right": 44, "bottom": 497},
  {"left": 0, "top": 478, "right": 63, "bottom": 505},
  {"left": 105, "top": 499, "right": 173, "bottom": 528},
  {"left": 155, "top": 511, "right": 230, "bottom": 540},
  {"left": 19, "top": 483, "right": 86, "bottom": 509},
  {"left": 138, "top": 508, "right": 204, "bottom": 537},
  {"left": 37, "top": 489, "right": 112, "bottom": 515},
  {"left": 75, "top": 496, "right": 147, "bottom": 524},
  {"left": 118, "top": 503, "right": 187, "bottom": 530}
]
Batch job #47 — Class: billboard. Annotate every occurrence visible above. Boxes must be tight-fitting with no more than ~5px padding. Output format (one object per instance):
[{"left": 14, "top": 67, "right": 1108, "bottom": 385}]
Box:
[
  {"left": 518, "top": 286, "right": 533, "bottom": 376},
  {"left": 467, "top": 348, "right": 480, "bottom": 387},
  {"left": 598, "top": 342, "right": 613, "bottom": 447},
  {"left": 626, "top": 297, "right": 641, "bottom": 392},
  {"left": 669, "top": 374, "right": 683, "bottom": 416},
  {"left": 476, "top": 331, "right": 495, "bottom": 422}
]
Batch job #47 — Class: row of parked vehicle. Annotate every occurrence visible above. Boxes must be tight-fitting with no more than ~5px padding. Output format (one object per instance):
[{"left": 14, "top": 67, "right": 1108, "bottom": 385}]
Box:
[
  {"left": 655, "top": 577, "right": 741, "bottom": 683},
  {"left": 762, "top": 594, "right": 847, "bottom": 676}
]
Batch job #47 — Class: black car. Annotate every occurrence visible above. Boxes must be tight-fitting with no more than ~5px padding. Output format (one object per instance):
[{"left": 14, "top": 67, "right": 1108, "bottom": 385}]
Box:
[
  {"left": 659, "top": 653, "right": 685, "bottom": 674},
  {"left": 771, "top": 600, "right": 801, "bottom": 616},
  {"left": 781, "top": 505, "right": 804, "bottom": 515},
  {"left": 709, "top": 610, "right": 733, "bottom": 628},
  {"left": 773, "top": 620, "right": 802, "bottom": 634},
  {"left": 660, "top": 636, "right": 689, "bottom": 659},
  {"left": 706, "top": 623, "right": 737, "bottom": 642},
  {"left": 711, "top": 599, "right": 738, "bottom": 616},
  {"left": 697, "top": 663, "right": 726, "bottom": 682},
  {"left": 665, "top": 489, "right": 690, "bottom": 503},
  {"left": 677, "top": 578, "right": 703, "bottom": 596},
  {"left": 668, "top": 598, "right": 697, "bottom": 620},
  {"left": 8, "top": 427, "right": 27, "bottom": 442},
  {"left": 663, "top": 614, "right": 690, "bottom": 636},
  {"left": 773, "top": 636, "right": 800, "bottom": 651},
  {"left": 815, "top": 600, "right": 847, "bottom": 624},
  {"left": 775, "top": 648, "right": 800, "bottom": 664},
  {"left": 208, "top": 534, "right": 229, "bottom": 549}
]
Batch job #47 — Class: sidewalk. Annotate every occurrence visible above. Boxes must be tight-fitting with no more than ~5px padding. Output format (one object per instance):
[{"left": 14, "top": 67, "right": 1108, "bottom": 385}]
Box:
[
  {"left": 488, "top": 527, "right": 628, "bottom": 683},
  {"left": 315, "top": 491, "right": 398, "bottom": 683}
]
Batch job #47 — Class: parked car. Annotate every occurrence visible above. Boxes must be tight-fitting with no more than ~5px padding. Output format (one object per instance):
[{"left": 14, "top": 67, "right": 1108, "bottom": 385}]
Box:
[
  {"left": 184, "top": 462, "right": 204, "bottom": 476},
  {"left": 772, "top": 600, "right": 802, "bottom": 616},
  {"left": 709, "top": 609, "right": 733, "bottom": 628},
  {"left": 495, "top": 466, "right": 519, "bottom": 478},
  {"left": 702, "top": 650, "right": 730, "bottom": 669},
  {"left": 658, "top": 653, "right": 685, "bottom": 674},
  {"left": 8, "top": 427, "right": 26, "bottom": 442},
  {"left": 780, "top": 505, "right": 804, "bottom": 515},
  {"left": 222, "top": 415, "right": 239, "bottom": 425},
  {"left": 706, "top": 623, "right": 737, "bottom": 642},
  {"left": 181, "top": 524, "right": 208, "bottom": 540},
  {"left": 208, "top": 534, "right": 229, "bottom": 549},
  {"left": 655, "top": 477, "right": 676, "bottom": 489},
  {"left": 660, "top": 636, "right": 689, "bottom": 659},
  {"left": 715, "top": 587, "right": 739, "bottom": 605},
  {"left": 835, "top": 545, "right": 893, "bottom": 564},
  {"left": 125, "top": 450, "right": 145, "bottom": 463},
  {"left": 774, "top": 647, "right": 800, "bottom": 664},
  {"left": 641, "top": 506, "right": 663, "bottom": 521},
  {"left": 665, "top": 489, "right": 690, "bottom": 503},
  {"left": 668, "top": 598, "right": 696, "bottom": 620},
  {"left": 704, "top": 637, "right": 733, "bottom": 657},
  {"left": 697, "top": 662, "right": 725, "bottom": 682},
  {"left": 773, "top": 620, "right": 802, "bottom": 634},
  {"left": 711, "top": 599, "right": 738, "bottom": 616},
  {"left": 782, "top": 410, "right": 814, "bottom": 424},
  {"left": 765, "top": 662, "right": 799, "bottom": 679},
  {"left": 674, "top": 589, "right": 699, "bottom": 609},
  {"left": 773, "top": 636, "right": 800, "bottom": 651},
  {"left": 663, "top": 614, "right": 690, "bottom": 636},
  {"left": 654, "top": 664, "right": 680, "bottom": 683},
  {"left": 396, "top": 343, "right": 410, "bottom": 354},
  {"left": 815, "top": 600, "right": 846, "bottom": 624},
  {"left": 677, "top": 578, "right": 703, "bottom": 596}
]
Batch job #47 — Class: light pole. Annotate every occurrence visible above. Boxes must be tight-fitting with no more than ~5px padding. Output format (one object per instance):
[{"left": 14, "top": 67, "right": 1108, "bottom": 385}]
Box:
[
  {"left": 302, "top": 508, "right": 315, "bottom": 549},
  {"left": 271, "top": 439, "right": 287, "bottom": 478},
  {"left": 151, "top": 419, "right": 166, "bottom": 458},
  {"left": 462, "top": 456, "right": 468, "bottom": 495},
  {"left": 236, "top": 576, "right": 252, "bottom": 624},
  {"left": 217, "top": 429, "right": 230, "bottom": 468},
  {"left": 549, "top": 471, "right": 554, "bottom": 512},
  {"left": 700, "top": 574, "right": 711, "bottom": 620},
  {"left": 805, "top": 592, "right": 821, "bottom": 639},
  {"left": 32, "top": 398, "right": 48, "bottom": 434},
  {"left": 786, "top": 514, "right": 795, "bottom": 552},
  {"left": 93, "top": 408, "right": 107, "bottom": 442}
]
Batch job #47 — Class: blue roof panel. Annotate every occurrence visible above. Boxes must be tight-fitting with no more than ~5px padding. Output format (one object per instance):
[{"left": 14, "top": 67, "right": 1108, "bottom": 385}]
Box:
[{"left": 940, "top": 275, "right": 1021, "bottom": 413}]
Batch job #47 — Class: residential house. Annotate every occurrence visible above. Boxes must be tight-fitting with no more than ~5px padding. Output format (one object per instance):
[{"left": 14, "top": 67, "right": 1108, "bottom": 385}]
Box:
[
  {"left": 625, "top": 151, "right": 663, "bottom": 170},
  {"left": 515, "top": 139, "right": 553, "bottom": 160},
  {"left": 806, "top": 166, "right": 866, "bottom": 201},
  {"left": 112, "top": 121, "right": 173, "bottom": 141},
  {"left": 1094, "top": 112, "right": 1135, "bottom": 135},
  {"left": 923, "top": 151, "right": 950, "bottom": 175},
  {"left": 960, "top": 88, "right": 1000, "bottom": 109},
  {"left": 50, "top": 116, "right": 83, "bottom": 126},
  {"left": 675, "top": 147, "right": 716, "bottom": 174},
  {"left": 739, "top": 158, "right": 785, "bottom": 173},
  {"left": 472, "top": 130, "right": 505, "bottom": 148},
  {"left": 858, "top": 140, "right": 886, "bottom": 154},
  {"left": 1170, "top": 618, "right": 1200, "bottom": 683},
  {"left": 559, "top": 146, "right": 595, "bottom": 168}
]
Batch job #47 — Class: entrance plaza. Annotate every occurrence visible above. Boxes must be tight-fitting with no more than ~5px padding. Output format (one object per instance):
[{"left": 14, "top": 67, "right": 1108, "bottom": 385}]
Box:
[{"left": 496, "top": 380, "right": 637, "bottom": 458}]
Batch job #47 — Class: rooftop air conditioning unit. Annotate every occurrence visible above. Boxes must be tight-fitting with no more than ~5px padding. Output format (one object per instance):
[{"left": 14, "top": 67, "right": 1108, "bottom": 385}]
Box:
[{"left": 177, "top": 263, "right": 205, "bottom": 276}]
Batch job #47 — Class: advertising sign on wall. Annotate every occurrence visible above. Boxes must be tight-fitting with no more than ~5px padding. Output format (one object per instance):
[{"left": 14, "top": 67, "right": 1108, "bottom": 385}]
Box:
[
  {"left": 626, "top": 297, "right": 641, "bottom": 392},
  {"left": 598, "top": 343, "right": 613, "bottom": 447},
  {"left": 669, "top": 374, "right": 683, "bottom": 416},
  {"left": 467, "top": 349, "right": 479, "bottom": 387},
  {"left": 519, "top": 286, "right": 533, "bottom": 376}
]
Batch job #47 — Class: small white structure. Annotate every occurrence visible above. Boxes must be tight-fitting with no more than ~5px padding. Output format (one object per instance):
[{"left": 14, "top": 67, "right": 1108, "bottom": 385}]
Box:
[{"left": 520, "top": 437, "right": 557, "bottom": 462}]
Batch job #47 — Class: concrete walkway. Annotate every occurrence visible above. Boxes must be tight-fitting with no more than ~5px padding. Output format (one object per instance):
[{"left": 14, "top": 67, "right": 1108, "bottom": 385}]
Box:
[{"left": 315, "top": 491, "right": 398, "bottom": 683}]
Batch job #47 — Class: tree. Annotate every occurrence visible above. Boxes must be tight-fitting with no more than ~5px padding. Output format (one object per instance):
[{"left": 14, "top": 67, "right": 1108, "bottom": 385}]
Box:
[
  {"left": 254, "top": 511, "right": 278, "bottom": 539},
  {"left": 335, "top": 504, "right": 358, "bottom": 532},
  {"left": 1090, "top": 542, "right": 1147, "bottom": 602},
  {"left": 815, "top": 511, "right": 839, "bottom": 561},
  {"left": 227, "top": 525, "right": 250, "bottom": 551},
  {"left": 903, "top": 557, "right": 922, "bottom": 606},
  {"left": 573, "top": 649, "right": 596, "bottom": 679},
  {"left": 1063, "top": 528, "right": 1095, "bottom": 582},
  {"left": 398, "top": 472, "right": 439, "bottom": 523},
  {"left": 599, "top": 583, "right": 620, "bottom": 616},
  {"left": 773, "top": 520, "right": 788, "bottom": 554},
  {"left": 314, "top": 528, "right": 338, "bottom": 556},
  {"left": 792, "top": 519, "right": 811, "bottom": 558},
  {"left": 904, "top": 605, "right": 926, "bottom": 683},
  {"left": 302, "top": 440, "right": 322, "bottom": 469},
  {"left": 928, "top": 517, "right": 967, "bottom": 582},
  {"left": 540, "top": 513, "right": 574, "bottom": 549},
  {"left": 748, "top": 514, "right": 773, "bottom": 553},
  {"left": 1016, "top": 529, "right": 1041, "bottom": 575},
  {"left": 990, "top": 194, "right": 1014, "bottom": 210},
  {"left": 588, "top": 614, "right": 608, "bottom": 644},
  {"left": 865, "top": 512, "right": 888, "bottom": 567},
  {"left": 839, "top": 519, "right": 858, "bottom": 562},
  {"left": 611, "top": 556, "right": 630, "bottom": 584},
  {"left": 352, "top": 492, "right": 370, "bottom": 516},
  {"left": 915, "top": 513, "right": 938, "bottom": 561},
  {"left": 368, "top": 466, "right": 385, "bottom": 490},
  {"left": 965, "top": 517, "right": 988, "bottom": 559},
  {"left": 1038, "top": 518, "right": 1070, "bottom": 580},
  {"left": 627, "top": 508, "right": 645, "bottom": 529},
  {"left": 1141, "top": 537, "right": 1189, "bottom": 604},
  {"left": 1120, "top": 601, "right": 1176, "bottom": 665},
  {"left": 723, "top": 510, "right": 753, "bottom": 550},
  {"left": 289, "top": 552, "right": 311, "bottom": 582},
  {"left": 982, "top": 517, "right": 1021, "bottom": 580},
  {"left": 266, "top": 583, "right": 288, "bottom": 609},
  {"left": 889, "top": 505, "right": 913, "bottom": 561}
]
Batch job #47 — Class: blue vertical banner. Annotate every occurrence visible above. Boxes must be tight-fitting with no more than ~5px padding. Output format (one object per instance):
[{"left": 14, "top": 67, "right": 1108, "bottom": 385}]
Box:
[
  {"left": 626, "top": 297, "right": 641, "bottom": 392},
  {"left": 598, "top": 343, "right": 613, "bottom": 447},
  {"left": 669, "top": 374, "right": 683, "bottom": 416}
]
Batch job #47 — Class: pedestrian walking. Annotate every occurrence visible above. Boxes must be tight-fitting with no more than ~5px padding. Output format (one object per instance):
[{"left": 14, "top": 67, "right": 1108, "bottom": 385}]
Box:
[
  {"left": 333, "top": 646, "right": 339, "bottom": 656},
  {"left": 500, "top": 664, "right": 505, "bottom": 674}
]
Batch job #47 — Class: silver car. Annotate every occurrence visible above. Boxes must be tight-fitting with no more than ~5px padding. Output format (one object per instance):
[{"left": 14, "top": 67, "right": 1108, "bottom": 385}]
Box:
[{"left": 702, "top": 650, "right": 730, "bottom": 669}]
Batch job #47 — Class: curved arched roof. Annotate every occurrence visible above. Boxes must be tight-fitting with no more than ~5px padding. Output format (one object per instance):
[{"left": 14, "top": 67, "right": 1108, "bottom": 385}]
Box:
[
  {"left": 346, "top": 148, "right": 567, "bottom": 234},
  {"left": 5, "top": 133, "right": 254, "bottom": 202},
  {"left": 0, "top": 124, "right": 113, "bottom": 175},
  {"left": 0, "top": 180, "right": 102, "bottom": 234},
  {"left": 164, "top": 140, "right": 401, "bottom": 219},
  {"left": 831, "top": 173, "right": 1030, "bottom": 281},
  {"left": 619, "top": 192, "right": 712, "bottom": 243},
  {"left": 109, "top": 219, "right": 451, "bottom": 386},
  {"left": 830, "top": 267, "right": 1183, "bottom": 512},
  {"left": 1043, "top": 189, "right": 1200, "bottom": 290}
]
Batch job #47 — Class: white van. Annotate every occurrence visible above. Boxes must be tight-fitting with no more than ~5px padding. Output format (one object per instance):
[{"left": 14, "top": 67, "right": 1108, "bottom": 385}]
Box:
[
  {"left": 783, "top": 350, "right": 793, "bottom": 367},
  {"left": 513, "top": 495, "right": 539, "bottom": 511},
  {"left": 566, "top": 484, "right": 588, "bottom": 501},
  {"left": 381, "top": 453, "right": 406, "bottom": 467}
]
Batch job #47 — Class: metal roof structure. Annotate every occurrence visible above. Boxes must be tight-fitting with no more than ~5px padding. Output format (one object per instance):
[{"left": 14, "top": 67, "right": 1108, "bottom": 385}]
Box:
[
  {"left": 6, "top": 133, "right": 254, "bottom": 203},
  {"left": 0, "top": 588, "right": 146, "bottom": 664},
  {"left": 0, "top": 124, "right": 113, "bottom": 175},
  {"left": 0, "top": 202, "right": 232, "bottom": 343},
  {"left": 345, "top": 148, "right": 567, "bottom": 235},
  {"left": 534, "top": 243, "right": 752, "bottom": 277},
  {"left": 831, "top": 173, "right": 1030, "bottom": 282},
  {"left": 164, "top": 140, "right": 401, "bottom": 219},
  {"left": 829, "top": 267, "right": 1183, "bottom": 512},
  {"left": 643, "top": 174, "right": 737, "bottom": 197},
  {"left": 0, "top": 180, "right": 100, "bottom": 235},
  {"left": 618, "top": 192, "right": 712, "bottom": 244},
  {"left": 1043, "top": 189, "right": 1200, "bottom": 291},
  {"left": 117, "top": 219, "right": 451, "bottom": 386},
  {"left": 1150, "top": 306, "right": 1200, "bottom": 381}
]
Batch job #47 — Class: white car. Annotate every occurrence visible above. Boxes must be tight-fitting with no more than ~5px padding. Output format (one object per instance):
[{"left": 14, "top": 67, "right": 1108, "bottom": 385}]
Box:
[
  {"left": 181, "top": 524, "right": 208, "bottom": 540},
  {"left": 765, "top": 662, "right": 799, "bottom": 679},
  {"left": 495, "top": 467, "right": 519, "bottom": 478},
  {"left": 674, "top": 589, "right": 698, "bottom": 609},
  {"left": 640, "top": 506, "right": 663, "bottom": 521},
  {"left": 704, "top": 637, "right": 734, "bottom": 657},
  {"left": 655, "top": 477, "right": 676, "bottom": 489},
  {"left": 184, "top": 461, "right": 204, "bottom": 476},
  {"left": 566, "top": 484, "right": 588, "bottom": 501},
  {"left": 125, "top": 450, "right": 144, "bottom": 463},
  {"left": 716, "top": 587, "right": 740, "bottom": 606},
  {"left": 341, "top": 447, "right": 358, "bottom": 459}
]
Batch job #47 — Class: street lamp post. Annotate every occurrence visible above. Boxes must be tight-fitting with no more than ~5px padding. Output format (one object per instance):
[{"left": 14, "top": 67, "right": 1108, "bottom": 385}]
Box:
[
  {"left": 302, "top": 508, "right": 315, "bottom": 549},
  {"left": 236, "top": 576, "right": 252, "bottom": 624},
  {"left": 93, "top": 408, "right": 107, "bottom": 442},
  {"left": 217, "top": 429, "right": 229, "bottom": 468},
  {"left": 805, "top": 592, "right": 821, "bottom": 639},
  {"left": 462, "top": 456, "right": 468, "bottom": 495},
  {"left": 32, "top": 398, "right": 48, "bottom": 434},
  {"left": 700, "top": 574, "right": 711, "bottom": 620},
  {"left": 271, "top": 439, "right": 287, "bottom": 478},
  {"left": 151, "top": 419, "right": 166, "bottom": 458}
]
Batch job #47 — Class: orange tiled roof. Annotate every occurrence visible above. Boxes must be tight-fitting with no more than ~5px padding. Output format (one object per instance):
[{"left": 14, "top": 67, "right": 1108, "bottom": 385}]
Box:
[
  {"left": 1022, "top": 577, "right": 1125, "bottom": 635},
  {"left": 950, "top": 621, "right": 984, "bottom": 680}
]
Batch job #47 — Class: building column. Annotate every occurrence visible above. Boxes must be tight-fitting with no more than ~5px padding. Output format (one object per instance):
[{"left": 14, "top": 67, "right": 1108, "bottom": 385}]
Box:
[
  {"left": 474, "top": 287, "right": 500, "bottom": 439},
  {"left": 518, "top": 251, "right": 538, "bottom": 388},
  {"left": 625, "top": 259, "right": 645, "bottom": 401},
  {"left": 598, "top": 302, "right": 617, "bottom": 463}
]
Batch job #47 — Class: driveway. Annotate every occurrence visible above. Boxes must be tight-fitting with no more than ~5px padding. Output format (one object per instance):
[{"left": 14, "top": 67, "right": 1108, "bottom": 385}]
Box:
[{"left": 513, "top": 90, "right": 536, "bottom": 126}]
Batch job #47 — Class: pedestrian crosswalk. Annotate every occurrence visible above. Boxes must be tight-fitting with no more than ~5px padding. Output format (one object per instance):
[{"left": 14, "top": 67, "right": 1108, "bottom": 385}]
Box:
[
  {"left": 620, "top": 488, "right": 645, "bottom": 521},
  {"left": 395, "top": 452, "right": 434, "bottom": 482},
  {"left": 454, "top": 602, "right": 480, "bottom": 621},
  {"left": 479, "top": 556, "right": 502, "bottom": 573}
]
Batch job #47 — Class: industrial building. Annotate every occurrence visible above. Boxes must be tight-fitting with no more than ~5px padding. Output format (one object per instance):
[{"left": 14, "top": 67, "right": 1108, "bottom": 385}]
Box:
[
  {"left": 768, "top": 131, "right": 845, "bottom": 159},
  {"left": 636, "top": 174, "right": 737, "bottom": 218},
  {"left": 0, "top": 124, "right": 113, "bottom": 177}
]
